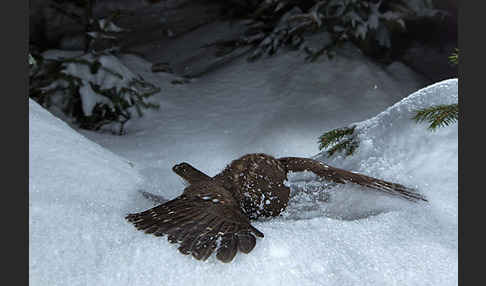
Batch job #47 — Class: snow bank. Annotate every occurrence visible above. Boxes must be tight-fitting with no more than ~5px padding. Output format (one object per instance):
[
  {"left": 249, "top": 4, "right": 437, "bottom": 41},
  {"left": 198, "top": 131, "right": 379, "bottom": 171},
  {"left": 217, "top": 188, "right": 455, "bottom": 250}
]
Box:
[
  {"left": 29, "top": 99, "right": 143, "bottom": 285},
  {"left": 314, "top": 79, "right": 458, "bottom": 222},
  {"left": 29, "top": 78, "right": 457, "bottom": 285}
]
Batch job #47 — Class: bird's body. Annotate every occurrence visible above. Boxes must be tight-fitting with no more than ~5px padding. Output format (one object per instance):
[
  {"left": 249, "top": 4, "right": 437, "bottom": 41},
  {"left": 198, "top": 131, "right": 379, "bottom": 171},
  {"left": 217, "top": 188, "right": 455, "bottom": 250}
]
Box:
[
  {"left": 212, "top": 153, "right": 290, "bottom": 219},
  {"left": 126, "top": 153, "right": 426, "bottom": 263}
]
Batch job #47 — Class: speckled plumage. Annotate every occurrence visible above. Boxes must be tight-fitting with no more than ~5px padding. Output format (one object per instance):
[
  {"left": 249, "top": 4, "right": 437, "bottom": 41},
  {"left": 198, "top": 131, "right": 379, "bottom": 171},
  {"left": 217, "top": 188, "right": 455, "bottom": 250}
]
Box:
[
  {"left": 213, "top": 153, "right": 290, "bottom": 219},
  {"left": 126, "top": 153, "right": 426, "bottom": 263}
]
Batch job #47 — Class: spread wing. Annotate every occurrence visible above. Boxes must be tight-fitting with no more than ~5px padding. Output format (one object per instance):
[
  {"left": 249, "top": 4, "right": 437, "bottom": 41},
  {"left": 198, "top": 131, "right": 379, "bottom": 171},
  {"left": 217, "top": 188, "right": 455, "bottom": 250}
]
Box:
[
  {"left": 279, "top": 157, "right": 427, "bottom": 202},
  {"left": 126, "top": 188, "right": 264, "bottom": 263}
]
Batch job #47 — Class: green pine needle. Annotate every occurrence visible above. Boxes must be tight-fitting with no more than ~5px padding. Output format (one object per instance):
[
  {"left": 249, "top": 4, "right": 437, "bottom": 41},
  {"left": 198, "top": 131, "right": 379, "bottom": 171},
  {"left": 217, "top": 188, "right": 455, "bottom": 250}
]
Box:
[
  {"left": 318, "top": 126, "right": 356, "bottom": 149},
  {"left": 318, "top": 125, "right": 359, "bottom": 157},
  {"left": 448, "top": 48, "right": 459, "bottom": 65},
  {"left": 326, "top": 137, "right": 359, "bottom": 157},
  {"left": 413, "top": 104, "right": 458, "bottom": 130}
]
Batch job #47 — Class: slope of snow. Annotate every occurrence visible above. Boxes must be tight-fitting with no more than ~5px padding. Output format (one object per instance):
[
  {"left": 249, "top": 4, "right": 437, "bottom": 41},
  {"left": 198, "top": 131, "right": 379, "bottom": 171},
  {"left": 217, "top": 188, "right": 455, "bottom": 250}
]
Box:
[
  {"left": 29, "top": 68, "right": 457, "bottom": 286},
  {"left": 314, "top": 79, "right": 458, "bottom": 223},
  {"left": 29, "top": 99, "right": 143, "bottom": 285}
]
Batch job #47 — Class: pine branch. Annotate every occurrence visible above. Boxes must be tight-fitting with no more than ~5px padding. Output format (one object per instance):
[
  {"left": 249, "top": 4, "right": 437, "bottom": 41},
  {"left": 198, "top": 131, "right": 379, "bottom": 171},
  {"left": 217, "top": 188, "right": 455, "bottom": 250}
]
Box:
[
  {"left": 326, "top": 137, "right": 359, "bottom": 157},
  {"left": 30, "top": 53, "right": 160, "bottom": 135},
  {"left": 62, "top": 58, "right": 124, "bottom": 79},
  {"left": 228, "top": 0, "right": 444, "bottom": 62},
  {"left": 318, "top": 125, "right": 356, "bottom": 149},
  {"left": 449, "top": 48, "right": 459, "bottom": 65},
  {"left": 318, "top": 125, "right": 359, "bottom": 157},
  {"left": 413, "top": 104, "right": 459, "bottom": 130}
]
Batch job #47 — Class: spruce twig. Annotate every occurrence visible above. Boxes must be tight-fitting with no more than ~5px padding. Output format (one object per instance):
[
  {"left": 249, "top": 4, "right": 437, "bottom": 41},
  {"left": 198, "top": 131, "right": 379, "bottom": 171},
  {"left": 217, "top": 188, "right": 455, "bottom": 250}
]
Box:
[
  {"left": 318, "top": 125, "right": 359, "bottom": 157},
  {"left": 413, "top": 104, "right": 459, "bottom": 130},
  {"left": 449, "top": 48, "right": 459, "bottom": 65},
  {"left": 326, "top": 137, "right": 359, "bottom": 157},
  {"left": 411, "top": 48, "right": 458, "bottom": 131}
]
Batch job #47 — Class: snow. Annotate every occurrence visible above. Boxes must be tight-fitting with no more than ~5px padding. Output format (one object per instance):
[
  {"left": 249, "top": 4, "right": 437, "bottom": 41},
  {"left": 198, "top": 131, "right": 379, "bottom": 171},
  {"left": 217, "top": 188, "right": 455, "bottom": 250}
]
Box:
[
  {"left": 42, "top": 51, "right": 145, "bottom": 117},
  {"left": 99, "top": 19, "right": 126, "bottom": 33},
  {"left": 314, "top": 79, "right": 458, "bottom": 221},
  {"left": 29, "top": 45, "right": 456, "bottom": 285},
  {"left": 29, "top": 99, "right": 143, "bottom": 284},
  {"left": 80, "top": 44, "right": 427, "bottom": 199}
]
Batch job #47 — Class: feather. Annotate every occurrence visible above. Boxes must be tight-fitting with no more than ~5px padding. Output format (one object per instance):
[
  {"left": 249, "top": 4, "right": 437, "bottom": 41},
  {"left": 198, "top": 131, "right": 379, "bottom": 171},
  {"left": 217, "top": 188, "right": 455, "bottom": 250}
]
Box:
[
  {"left": 216, "top": 233, "right": 238, "bottom": 263},
  {"left": 236, "top": 231, "right": 257, "bottom": 254},
  {"left": 279, "top": 157, "right": 427, "bottom": 202},
  {"left": 191, "top": 232, "right": 219, "bottom": 261}
]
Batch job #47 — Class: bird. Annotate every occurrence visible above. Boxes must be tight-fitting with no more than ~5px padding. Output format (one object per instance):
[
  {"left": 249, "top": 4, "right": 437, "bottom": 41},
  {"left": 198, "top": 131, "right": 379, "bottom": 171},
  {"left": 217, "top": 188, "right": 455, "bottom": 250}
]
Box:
[{"left": 126, "top": 153, "right": 426, "bottom": 263}]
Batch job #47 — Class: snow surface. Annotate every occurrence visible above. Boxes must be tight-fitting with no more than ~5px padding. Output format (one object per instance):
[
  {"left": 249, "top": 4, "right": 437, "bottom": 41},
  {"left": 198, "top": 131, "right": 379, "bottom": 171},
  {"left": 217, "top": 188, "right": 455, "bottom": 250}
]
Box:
[
  {"left": 30, "top": 48, "right": 456, "bottom": 285},
  {"left": 314, "top": 79, "right": 458, "bottom": 223},
  {"left": 80, "top": 45, "right": 427, "bottom": 200},
  {"left": 29, "top": 99, "right": 143, "bottom": 284}
]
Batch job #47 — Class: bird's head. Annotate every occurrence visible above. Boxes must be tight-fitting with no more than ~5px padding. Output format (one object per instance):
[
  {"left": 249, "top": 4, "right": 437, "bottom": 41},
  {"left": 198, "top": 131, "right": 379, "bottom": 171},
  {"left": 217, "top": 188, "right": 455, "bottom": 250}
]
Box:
[{"left": 172, "top": 162, "right": 192, "bottom": 174}]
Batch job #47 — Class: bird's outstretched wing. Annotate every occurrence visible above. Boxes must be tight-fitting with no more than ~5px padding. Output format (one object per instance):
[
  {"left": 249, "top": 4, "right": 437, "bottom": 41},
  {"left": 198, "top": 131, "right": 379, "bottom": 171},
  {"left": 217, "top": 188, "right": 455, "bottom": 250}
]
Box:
[
  {"left": 278, "top": 157, "right": 427, "bottom": 202},
  {"left": 126, "top": 183, "right": 264, "bottom": 263}
]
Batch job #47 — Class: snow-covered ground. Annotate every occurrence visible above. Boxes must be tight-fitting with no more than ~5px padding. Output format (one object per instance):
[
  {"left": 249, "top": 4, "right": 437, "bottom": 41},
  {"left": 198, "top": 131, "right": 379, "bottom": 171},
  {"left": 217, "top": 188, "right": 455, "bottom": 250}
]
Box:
[
  {"left": 29, "top": 46, "right": 457, "bottom": 285},
  {"left": 80, "top": 44, "right": 427, "bottom": 199}
]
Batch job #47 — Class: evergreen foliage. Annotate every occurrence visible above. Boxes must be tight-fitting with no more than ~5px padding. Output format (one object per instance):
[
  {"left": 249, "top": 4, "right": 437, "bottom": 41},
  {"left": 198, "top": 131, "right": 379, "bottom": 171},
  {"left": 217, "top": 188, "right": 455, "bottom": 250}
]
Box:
[
  {"left": 29, "top": 0, "right": 160, "bottom": 135},
  {"left": 85, "top": 9, "right": 129, "bottom": 53},
  {"left": 448, "top": 48, "right": 459, "bottom": 65},
  {"left": 412, "top": 48, "right": 458, "bottom": 131},
  {"left": 412, "top": 104, "right": 458, "bottom": 130},
  {"left": 45, "top": 0, "right": 130, "bottom": 52},
  {"left": 29, "top": 53, "right": 160, "bottom": 135},
  {"left": 318, "top": 125, "right": 359, "bottom": 157},
  {"left": 221, "top": 0, "right": 444, "bottom": 61}
]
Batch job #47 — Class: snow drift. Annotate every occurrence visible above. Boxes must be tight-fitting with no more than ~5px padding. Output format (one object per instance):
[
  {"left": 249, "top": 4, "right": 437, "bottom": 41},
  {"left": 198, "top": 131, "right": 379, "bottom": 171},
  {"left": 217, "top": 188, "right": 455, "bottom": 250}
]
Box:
[
  {"left": 314, "top": 79, "right": 458, "bottom": 223},
  {"left": 29, "top": 77, "right": 457, "bottom": 285},
  {"left": 29, "top": 99, "right": 143, "bottom": 284}
]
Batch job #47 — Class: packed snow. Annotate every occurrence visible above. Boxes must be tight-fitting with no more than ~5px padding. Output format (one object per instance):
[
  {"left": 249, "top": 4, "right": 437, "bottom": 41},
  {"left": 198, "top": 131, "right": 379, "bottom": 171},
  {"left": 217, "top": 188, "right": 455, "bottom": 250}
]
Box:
[{"left": 29, "top": 46, "right": 456, "bottom": 286}]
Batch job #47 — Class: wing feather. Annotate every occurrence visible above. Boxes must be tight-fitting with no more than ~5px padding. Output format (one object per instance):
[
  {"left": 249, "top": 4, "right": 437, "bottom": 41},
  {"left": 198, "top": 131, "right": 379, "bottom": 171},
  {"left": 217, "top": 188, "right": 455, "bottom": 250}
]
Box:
[
  {"left": 126, "top": 184, "right": 264, "bottom": 263},
  {"left": 279, "top": 157, "right": 427, "bottom": 202}
]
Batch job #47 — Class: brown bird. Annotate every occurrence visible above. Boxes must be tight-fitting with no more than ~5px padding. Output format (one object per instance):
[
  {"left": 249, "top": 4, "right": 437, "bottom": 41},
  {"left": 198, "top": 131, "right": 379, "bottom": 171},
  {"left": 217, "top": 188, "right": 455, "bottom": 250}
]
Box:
[{"left": 126, "top": 153, "right": 426, "bottom": 263}]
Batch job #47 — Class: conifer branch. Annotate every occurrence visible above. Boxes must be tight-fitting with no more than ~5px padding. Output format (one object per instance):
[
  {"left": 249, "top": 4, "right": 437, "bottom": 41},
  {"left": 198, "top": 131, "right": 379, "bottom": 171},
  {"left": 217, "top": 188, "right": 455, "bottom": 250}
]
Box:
[
  {"left": 413, "top": 104, "right": 458, "bottom": 130},
  {"left": 222, "top": 0, "right": 443, "bottom": 62},
  {"left": 29, "top": 55, "right": 160, "bottom": 135},
  {"left": 318, "top": 125, "right": 359, "bottom": 157},
  {"left": 449, "top": 48, "right": 459, "bottom": 65}
]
